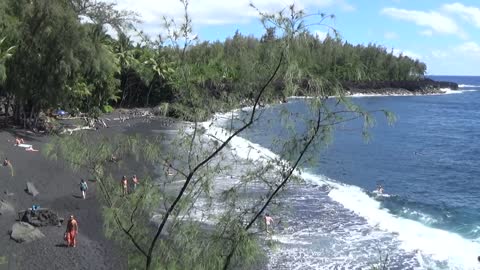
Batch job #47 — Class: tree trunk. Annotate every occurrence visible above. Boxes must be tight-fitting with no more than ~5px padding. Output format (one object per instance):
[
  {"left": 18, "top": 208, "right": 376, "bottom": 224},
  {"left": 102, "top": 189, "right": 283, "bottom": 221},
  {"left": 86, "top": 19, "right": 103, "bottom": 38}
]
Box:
[
  {"left": 5, "top": 95, "right": 10, "bottom": 126},
  {"left": 23, "top": 106, "right": 27, "bottom": 129},
  {"left": 145, "top": 82, "right": 154, "bottom": 107},
  {"left": 28, "top": 105, "right": 35, "bottom": 129},
  {"left": 120, "top": 72, "right": 129, "bottom": 107}
]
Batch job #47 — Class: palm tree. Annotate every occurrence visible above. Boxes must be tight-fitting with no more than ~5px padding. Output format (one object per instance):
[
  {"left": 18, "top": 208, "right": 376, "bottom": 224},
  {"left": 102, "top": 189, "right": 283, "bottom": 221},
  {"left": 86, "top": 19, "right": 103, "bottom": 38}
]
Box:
[
  {"left": 113, "top": 32, "right": 136, "bottom": 107},
  {"left": 143, "top": 54, "right": 174, "bottom": 107},
  {"left": 0, "top": 37, "right": 15, "bottom": 84}
]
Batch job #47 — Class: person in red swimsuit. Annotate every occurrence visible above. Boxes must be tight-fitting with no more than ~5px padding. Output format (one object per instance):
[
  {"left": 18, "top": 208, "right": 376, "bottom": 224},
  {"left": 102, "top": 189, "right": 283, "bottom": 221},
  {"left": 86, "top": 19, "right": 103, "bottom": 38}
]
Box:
[{"left": 65, "top": 215, "right": 78, "bottom": 247}]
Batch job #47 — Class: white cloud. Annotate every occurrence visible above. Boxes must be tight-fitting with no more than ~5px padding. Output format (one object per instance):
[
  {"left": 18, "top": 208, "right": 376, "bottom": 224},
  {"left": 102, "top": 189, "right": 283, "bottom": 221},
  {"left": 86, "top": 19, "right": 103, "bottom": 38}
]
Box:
[
  {"left": 384, "top": 31, "right": 398, "bottom": 39},
  {"left": 431, "top": 50, "right": 448, "bottom": 58},
  {"left": 392, "top": 49, "right": 421, "bottom": 60},
  {"left": 455, "top": 41, "right": 480, "bottom": 56},
  {"left": 428, "top": 42, "right": 480, "bottom": 62},
  {"left": 443, "top": 3, "right": 480, "bottom": 28},
  {"left": 381, "top": 7, "right": 463, "bottom": 37},
  {"left": 111, "top": 0, "right": 354, "bottom": 27},
  {"left": 338, "top": 0, "right": 355, "bottom": 12},
  {"left": 419, "top": 29, "right": 433, "bottom": 36},
  {"left": 314, "top": 30, "right": 328, "bottom": 41}
]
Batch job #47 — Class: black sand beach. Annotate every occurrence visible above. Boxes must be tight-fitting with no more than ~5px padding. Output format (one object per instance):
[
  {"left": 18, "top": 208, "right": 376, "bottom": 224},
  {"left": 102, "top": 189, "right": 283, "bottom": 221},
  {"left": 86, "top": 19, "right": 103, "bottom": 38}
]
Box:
[{"left": 0, "top": 113, "right": 179, "bottom": 270}]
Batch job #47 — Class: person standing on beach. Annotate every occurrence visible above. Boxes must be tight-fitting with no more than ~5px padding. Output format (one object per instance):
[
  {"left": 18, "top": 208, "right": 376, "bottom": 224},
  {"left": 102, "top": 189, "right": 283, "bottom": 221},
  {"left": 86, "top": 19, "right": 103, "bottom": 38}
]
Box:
[
  {"left": 3, "top": 158, "right": 11, "bottom": 167},
  {"left": 80, "top": 179, "right": 88, "bottom": 199},
  {"left": 121, "top": 175, "right": 128, "bottom": 195},
  {"left": 165, "top": 160, "right": 174, "bottom": 175},
  {"left": 3, "top": 158, "right": 14, "bottom": 177},
  {"left": 132, "top": 175, "right": 139, "bottom": 190},
  {"left": 65, "top": 215, "right": 78, "bottom": 247}
]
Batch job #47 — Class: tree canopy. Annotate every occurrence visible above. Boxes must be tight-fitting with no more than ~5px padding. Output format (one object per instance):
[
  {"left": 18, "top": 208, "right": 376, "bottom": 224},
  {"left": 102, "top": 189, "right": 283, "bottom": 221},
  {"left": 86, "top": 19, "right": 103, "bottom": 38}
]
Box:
[{"left": 0, "top": 0, "right": 426, "bottom": 127}]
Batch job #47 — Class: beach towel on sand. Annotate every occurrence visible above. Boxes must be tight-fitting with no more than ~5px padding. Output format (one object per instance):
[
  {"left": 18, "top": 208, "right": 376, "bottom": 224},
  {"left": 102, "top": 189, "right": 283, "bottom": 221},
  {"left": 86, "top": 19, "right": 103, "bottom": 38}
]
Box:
[{"left": 17, "top": 144, "right": 33, "bottom": 148}]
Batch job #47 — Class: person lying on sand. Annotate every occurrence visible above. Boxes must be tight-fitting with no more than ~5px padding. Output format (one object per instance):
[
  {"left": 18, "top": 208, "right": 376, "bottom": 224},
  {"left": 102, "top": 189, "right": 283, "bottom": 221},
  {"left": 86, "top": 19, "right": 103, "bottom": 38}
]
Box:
[
  {"left": 25, "top": 146, "right": 39, "bottom": 152},
  {"left": 14, "top": 137, "right": 25, "bottom": 146}
]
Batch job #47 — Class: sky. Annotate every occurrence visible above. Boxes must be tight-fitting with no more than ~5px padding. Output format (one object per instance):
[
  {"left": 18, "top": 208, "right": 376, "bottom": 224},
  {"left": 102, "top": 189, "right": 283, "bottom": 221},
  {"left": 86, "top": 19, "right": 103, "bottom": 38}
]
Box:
[{"left": 112, "top": 0, "right": 480, "bottom": 76}]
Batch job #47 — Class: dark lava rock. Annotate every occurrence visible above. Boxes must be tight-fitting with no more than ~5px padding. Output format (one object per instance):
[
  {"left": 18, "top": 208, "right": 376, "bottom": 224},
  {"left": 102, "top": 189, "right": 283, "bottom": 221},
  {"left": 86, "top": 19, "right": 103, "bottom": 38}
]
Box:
[
  {"left": 18, "top": 208, "right": 62, "bottom": 227},
  {"left": 342, "top": 78, "right": 458, "bottom": 94}
]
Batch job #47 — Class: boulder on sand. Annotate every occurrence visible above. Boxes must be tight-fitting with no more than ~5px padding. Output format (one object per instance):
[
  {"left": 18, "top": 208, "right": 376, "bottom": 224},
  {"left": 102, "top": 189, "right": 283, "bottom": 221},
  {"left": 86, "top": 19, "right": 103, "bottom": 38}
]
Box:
[
  {"left": 18, "top": 208, "right": 62, "bottom": 227},
  {"left": 0, "top": 199, "right": 14, "bottom": 215},
  {"left": 10, "top": 222, "right": 45, "bottom": 243},
  {"left": 25, "top": 182, "right": 39, "bottom": 197}
]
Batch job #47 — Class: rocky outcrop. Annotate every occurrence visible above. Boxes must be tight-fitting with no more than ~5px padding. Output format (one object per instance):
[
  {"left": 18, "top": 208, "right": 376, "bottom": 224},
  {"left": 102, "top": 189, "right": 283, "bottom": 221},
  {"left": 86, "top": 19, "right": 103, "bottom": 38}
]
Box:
[
  {"left": 25, "top": 182, "right": 39, "bottom": 197},
  {"left": 342, "top": 78, "right": 458, "bottom": 95},
  {"left": 10, "top": 222, "right": 45, "bottom": 243},
  {"left": 18, "top": 209, "right": 63, "bottom": 227}
]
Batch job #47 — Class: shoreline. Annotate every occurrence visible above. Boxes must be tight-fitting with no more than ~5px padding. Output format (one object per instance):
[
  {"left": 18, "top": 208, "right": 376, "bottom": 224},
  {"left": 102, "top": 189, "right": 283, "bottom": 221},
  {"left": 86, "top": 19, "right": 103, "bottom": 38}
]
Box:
[
  {"left": 203, "top": 91, "right": 480, "bottom": 269},
  {"left": 286, "top": 87, "right": 474, "bottom": 100}
]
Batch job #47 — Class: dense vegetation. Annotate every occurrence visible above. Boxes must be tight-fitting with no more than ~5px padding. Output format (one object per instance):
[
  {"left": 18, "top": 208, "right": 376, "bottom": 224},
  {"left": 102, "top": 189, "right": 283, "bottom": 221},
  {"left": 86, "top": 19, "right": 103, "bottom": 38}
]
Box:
[{"left": 0, "top": 0, "right": 426, "bottom": 128}]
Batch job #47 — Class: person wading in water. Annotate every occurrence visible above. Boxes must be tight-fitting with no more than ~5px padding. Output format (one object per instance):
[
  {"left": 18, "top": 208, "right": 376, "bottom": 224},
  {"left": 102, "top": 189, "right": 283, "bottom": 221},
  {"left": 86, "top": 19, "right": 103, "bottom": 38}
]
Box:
[
  {"left": 121, "top": 175, "right": 128, "bottom": 195},
  {"left": 264, "top": 213, "right": 274, "bottom": 233},
  {"left": 132, "top": 175, "right": 139, "bottom": 190}
]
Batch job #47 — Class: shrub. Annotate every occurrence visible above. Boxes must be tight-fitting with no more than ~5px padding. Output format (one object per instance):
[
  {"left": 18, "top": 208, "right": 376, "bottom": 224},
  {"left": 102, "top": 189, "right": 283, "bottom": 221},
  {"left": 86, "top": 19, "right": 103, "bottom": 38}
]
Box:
[{"left": 102, "top": 105, "right": 114, "bottom": 113}]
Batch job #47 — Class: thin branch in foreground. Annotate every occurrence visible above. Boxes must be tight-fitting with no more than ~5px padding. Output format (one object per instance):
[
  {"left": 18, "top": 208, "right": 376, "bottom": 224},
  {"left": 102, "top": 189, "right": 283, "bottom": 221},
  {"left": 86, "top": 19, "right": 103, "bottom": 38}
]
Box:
[{"left": 144, "top": 51, "right": 285, "bottom": 270}]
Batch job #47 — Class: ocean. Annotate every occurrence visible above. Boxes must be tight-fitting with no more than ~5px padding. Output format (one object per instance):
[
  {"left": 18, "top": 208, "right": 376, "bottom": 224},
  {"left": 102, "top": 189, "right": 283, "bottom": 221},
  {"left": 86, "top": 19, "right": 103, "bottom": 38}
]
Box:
[{"left": 210, "top": 76, "right": 480, "bottom": 269}]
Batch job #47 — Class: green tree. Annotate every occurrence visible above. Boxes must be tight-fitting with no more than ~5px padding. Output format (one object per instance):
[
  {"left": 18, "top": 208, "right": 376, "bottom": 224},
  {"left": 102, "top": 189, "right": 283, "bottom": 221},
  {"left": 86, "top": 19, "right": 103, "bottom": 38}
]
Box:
[
  {"left": 0, "top": 37, "right": 15, "bottom": 84},
  {"left": 5, "top": 0, "right": 87, "bottom": 126}
]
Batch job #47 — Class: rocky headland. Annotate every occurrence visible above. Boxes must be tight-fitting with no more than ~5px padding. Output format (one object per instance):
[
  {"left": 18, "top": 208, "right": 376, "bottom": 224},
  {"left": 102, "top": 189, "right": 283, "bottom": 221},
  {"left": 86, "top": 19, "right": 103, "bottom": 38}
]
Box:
[{"left": 342, "top": 78, "right": 459, "bottom": 95}]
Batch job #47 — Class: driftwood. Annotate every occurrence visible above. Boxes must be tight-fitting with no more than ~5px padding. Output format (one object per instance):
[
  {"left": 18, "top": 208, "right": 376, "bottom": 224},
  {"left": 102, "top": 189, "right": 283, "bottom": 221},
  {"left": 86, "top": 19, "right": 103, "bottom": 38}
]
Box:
[{"left": 60, "top": 126, "right": 95, "bottom": 135}]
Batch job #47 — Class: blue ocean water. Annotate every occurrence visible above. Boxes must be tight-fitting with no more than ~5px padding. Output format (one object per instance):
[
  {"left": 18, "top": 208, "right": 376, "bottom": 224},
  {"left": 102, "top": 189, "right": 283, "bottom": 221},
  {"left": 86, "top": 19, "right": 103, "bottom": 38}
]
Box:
[{"left": 216, "top": 76, "right": 480, "bottom": 269}]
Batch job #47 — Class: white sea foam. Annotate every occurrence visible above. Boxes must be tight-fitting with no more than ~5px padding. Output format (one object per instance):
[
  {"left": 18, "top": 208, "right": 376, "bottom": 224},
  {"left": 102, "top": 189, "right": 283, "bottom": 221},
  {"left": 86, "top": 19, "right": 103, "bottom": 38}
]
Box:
[
  {"left": 440, "top": 88, "right": 478, "bottom": 95},
  {"left": 400, "top": 208, "right": 439, "bottom": 225},
  {"left": 303, "top": 173, "right": 480, "bottom": 270},
  {"left": 203, "top": 109, "right": 480, "bottom": 270},
  {"left": 350, "top": 93, "right": 411, "bottom": 97},
  {"left": 350, "top": 88, "right": 477, "bottom": 97},
  {"left": 289, "top": 88, "right": 478, "bottom": 99},
  {"left": 271, "top": 235, "right": 312, "bottom": 245},
  {"left": 459, "top": 84, "right": 480, "bottom": 88}
]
